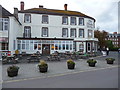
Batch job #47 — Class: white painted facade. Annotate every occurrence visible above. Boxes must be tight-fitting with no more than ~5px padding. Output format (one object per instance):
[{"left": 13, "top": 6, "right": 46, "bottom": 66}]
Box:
[
  {"left": 16, "top": 13, "right": 98, "bottom": 54},
  {"left": 1, "top": 4, "right": 98, "bottom": 55}
]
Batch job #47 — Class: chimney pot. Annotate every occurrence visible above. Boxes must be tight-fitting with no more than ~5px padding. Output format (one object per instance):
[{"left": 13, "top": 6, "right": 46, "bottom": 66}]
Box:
[
  {"left": 39, "top": 5, "right": 43, "bottom": 8},
  {"left": 20, "top": 1, "right": 24, "bottom": 11},
  {"left": 64, "top": 4, "right": 67, "bottom": 11}
]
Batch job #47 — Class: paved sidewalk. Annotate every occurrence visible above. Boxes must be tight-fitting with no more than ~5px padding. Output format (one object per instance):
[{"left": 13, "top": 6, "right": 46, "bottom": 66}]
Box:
[{"left": 2, "top": 51, "right": 119, "bottom": 82}]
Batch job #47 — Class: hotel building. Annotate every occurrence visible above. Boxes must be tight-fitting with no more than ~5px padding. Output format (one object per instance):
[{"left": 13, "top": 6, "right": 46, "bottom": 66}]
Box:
[{"left": 0, "top": 2, "right": 98, "bottom": 55}]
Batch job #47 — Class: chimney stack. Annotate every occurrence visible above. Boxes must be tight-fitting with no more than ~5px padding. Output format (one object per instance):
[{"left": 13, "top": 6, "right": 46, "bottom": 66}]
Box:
[
  {"left": 64, "top": 4, "right": 67, "bottom": 11},
  {"left": 14, "top": 8, "right": 18, "bottom": 19},
  {"left": 113, "top": 32, "right": 117, "bottom": 34},
  {"left": 39, "top": 5, "right": 43, "bottom": 8},
  {"left": 20, "top": 1, "right": 24, "bottom": 11}
]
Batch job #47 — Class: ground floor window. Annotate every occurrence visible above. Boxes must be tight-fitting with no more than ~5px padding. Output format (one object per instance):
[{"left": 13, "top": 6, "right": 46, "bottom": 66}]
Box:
[
  {"left": 1, "top": 43, "right": 8, "bottom": 50},
  {"left": 17, "top": 40, "right": 73, "bottom": 52},
  {"left": 79, "top": 43, "right": 84, "bottom": 52}
]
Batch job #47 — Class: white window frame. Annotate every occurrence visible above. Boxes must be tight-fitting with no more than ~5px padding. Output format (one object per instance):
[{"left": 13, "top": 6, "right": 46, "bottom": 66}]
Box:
[
  {"left": 42, "top": 27, "right": 48, "bottom": 37},
  {"left": 70, "top": 28, "right": 76, "bottom": 37},
  {"left": 42, "top": 15, "right": 48, "bottom": 24},
  {"left": 62, "top": 28, "right": 68, "bottom": 37},
  {"left": 79, "top": 18, "right": 84, "bottom": 25},
  {"left": 62, "top": 16, "right": 68, "bottom": 25},
  {"left": 24, "top": 14, "right": 31, "bottom": 23},
  {"left": 70, "top": 17, "right": 76, "bottom": 25}
]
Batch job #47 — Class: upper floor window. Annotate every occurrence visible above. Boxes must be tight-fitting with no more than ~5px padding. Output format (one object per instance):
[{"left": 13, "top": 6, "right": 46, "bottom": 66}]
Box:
[
  {"left": 70, "top": 28, "right": 76, "bottom": 37},
  {"left": 62, "top": 28, "right": 68, "bottom": 37},
  {"left": 79, "top": 18, "right": 84, "bottom": 25},
  {"left": 70, "top": 17, "right": 76, "bottom": 25},
  {"left": 79, "top": 29, "right": 84, "bottom": 38},
  {"left": 42, "top": 15, "right": 48, "bottom": 24},
  {"left": 87, "top": 20, "right": 93, "bottom": 28},
  {"left": 24, "top": 14, "right": 31, "bottom": 23},
  {"left": 62, "top": 16, "right": 68, "bottom": 25},
  {"left": 24, "top": 26, "right": 31, "bottom": 38},
  {"left": 88, "top": 30, "right": 93, "bottom": 38},
  {"left": 42, "top": 27, "right": 48, "bottom": 37},
  {"left": 0, "top": 18, "right": 9, "bottom": 31}
]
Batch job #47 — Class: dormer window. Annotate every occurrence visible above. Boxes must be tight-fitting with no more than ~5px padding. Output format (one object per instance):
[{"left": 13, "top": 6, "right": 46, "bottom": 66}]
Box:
[
  {"left": 70, "top": 17, "right": 76, "bottom": 25},
  {"left": 62, "top": 16, "right": 68, "bottom": 25},
  {"left": 79, "top": 18, "right": 84, "bottom": 26},
  {"left": 24, "top": 14, "right": 31, "bottom": 23},
  {"left": 42, "top": 15, "right": 48, "bottom": 24}
]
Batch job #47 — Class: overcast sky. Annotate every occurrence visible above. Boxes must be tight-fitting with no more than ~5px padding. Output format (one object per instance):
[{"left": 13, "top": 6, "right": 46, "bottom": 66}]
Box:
[{"left": 0, "top": 0, "right": 119, "bottom": 33}]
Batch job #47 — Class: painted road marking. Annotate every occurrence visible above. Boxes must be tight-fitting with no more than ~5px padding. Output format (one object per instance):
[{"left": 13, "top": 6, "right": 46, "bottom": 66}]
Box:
[{"left": 2, "top": 65, "right": 119, "bottom": 84}]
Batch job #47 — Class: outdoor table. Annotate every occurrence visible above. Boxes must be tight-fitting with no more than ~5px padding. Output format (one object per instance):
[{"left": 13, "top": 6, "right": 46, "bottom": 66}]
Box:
[
  {"left": 48, "top": 54, "right": 60, "bottom": 61},
  {"left": 27, "top": 55, "right": 40, "bottom": 63}
]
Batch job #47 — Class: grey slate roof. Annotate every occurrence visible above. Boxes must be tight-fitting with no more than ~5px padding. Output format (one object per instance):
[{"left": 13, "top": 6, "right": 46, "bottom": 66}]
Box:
[
  {"left": 19, "top": 8, "right": 95, "bottom": 21},
  {"left": 0, "top": 5, "right": 13, "bottom": 18}
]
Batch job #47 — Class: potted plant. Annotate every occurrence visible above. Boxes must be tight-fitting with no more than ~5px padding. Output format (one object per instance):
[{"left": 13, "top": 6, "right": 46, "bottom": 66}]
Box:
[
  {"left": 87, "top": 59, "right": 97, "bottom": 67},
  {"left": 67, "top": 59, "right": 75, "bottom": 69},
  {"left": 106, "top": 58, "right": 115, "bottom": 64},
  {"left": 38, "top": 60, "right": 48, "bottom": 73},
  {"left": 7, "top": 65, "right": 19, "bottom": 77}
]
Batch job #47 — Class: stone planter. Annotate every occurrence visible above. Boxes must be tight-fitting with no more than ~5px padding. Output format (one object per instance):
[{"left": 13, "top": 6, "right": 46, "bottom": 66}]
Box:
[
  {"left": 39, "top": 66, "right": 48, "bottom": 73},
  {"left": 7, "top": 70, "right": 18, "bottom": 77},
  {"left": 67, "top": 63, "right": 75, "bottom": 69}
]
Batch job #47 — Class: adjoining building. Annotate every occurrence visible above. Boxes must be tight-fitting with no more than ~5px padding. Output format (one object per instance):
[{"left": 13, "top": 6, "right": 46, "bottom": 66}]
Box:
[
  {"left": 106, "top": 32, "right": 120, "bottom": 48},
  {"left": 0, "top": 5, "right": 22, "bottom": 56},
  {"left": 0, "top": 2, "right": 98, "bottom": 55}
]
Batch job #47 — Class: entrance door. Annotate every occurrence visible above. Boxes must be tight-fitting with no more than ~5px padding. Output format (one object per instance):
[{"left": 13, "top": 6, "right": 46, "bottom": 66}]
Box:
[
  {"left": 42, "top": 44, "right": 50, "bottom": 55},
  {"left": 87, "top": 42, "right": 91, "bottom": 52}
]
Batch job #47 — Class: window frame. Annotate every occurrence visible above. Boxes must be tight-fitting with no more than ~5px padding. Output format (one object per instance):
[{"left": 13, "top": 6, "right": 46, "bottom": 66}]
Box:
[
  {"left": 24, "top": 14, "right": 31, "bottom": 23},
  {"left": 70, "top": 28, "right": 76, "bottom": 37},
  {"left": 70, "top": 17, "right": 76, "bottom": 25},
  {"left": 24, "top": 26, "right": 31, "bottom": 38},
  {"left": 42, "top": 15, "right": 49, "bottom": 24},
  {"left": 62, "top": 16, "right": 68, "bottom": 25},
  {"left": 88, "top": 29, "right": 93, "bottom": 38},
  {"left": 62, "top": 28, "right": 68, "bottom": 37},
  {"left": 79, "top": 29, "right": 84, "bottom": 38},
  {"left": 79, "top": 18, "right": 84, "bottom": 26},
  {"left": 42, "top": 27, "right": 48, "bottom": 37}
]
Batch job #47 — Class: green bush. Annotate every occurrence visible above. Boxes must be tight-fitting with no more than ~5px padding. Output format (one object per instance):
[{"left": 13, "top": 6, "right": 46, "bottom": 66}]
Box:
[
  {"left": 7, "top": 65, "right": 19, "bottom": 72},
  {"left": 67, "top": 59, "right": 75, "bottom": 65},
  {"left": 106, "top": 58, "right": 115, "bottom": 61}
]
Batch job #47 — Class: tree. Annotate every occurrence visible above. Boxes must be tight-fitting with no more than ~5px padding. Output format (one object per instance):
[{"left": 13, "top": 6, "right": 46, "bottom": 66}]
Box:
[
  {"left": 106, "top": 40, "right": 114, "bottom": 49},
  {"left": 94, "top": 30, "right": 108, "bottom": 49}
]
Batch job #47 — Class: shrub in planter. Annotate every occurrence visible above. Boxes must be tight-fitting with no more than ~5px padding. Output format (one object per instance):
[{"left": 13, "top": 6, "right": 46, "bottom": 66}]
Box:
[
  {"left": 67, "top": 59, "right": 75, "bottom": 69},
  {"left": 106, "top": 58, "right": 115, "bottom": 64},
  {"left": 38, "top": 60, "right": 48, "bottom": 73},
  {"left": 7, "top": 65, "right": 19, "bottom": 77},
  {"left": 87, "top": 59, "right": 97, "bottom": 67}
]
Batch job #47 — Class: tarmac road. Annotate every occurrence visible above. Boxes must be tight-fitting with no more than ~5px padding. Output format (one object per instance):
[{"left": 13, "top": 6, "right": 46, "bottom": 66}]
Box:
[{"left": 2, "top": 66, "right": 118, "bottom": 88}]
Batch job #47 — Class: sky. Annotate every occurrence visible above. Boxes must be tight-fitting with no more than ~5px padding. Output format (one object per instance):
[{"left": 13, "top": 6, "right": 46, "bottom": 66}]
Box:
[{"left": 0, "top": 0, "right": 119, "bottom": 33}]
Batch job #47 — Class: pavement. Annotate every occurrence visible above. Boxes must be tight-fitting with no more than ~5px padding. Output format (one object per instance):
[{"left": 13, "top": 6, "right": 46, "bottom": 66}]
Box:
[{"left": 1, "top": 51, "right": 119, "bottom": 88}]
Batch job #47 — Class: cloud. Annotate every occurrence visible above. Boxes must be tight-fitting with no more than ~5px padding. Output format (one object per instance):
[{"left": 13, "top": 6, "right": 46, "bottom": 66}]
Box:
[{"left": 0, "top": 0, "right": 119, "bottom": 33}]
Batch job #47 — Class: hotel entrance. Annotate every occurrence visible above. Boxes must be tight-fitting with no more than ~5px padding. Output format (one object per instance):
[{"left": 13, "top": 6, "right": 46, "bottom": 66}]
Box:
[{"left": 42, "top": 44, "right": 50, "bottom": 55}]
